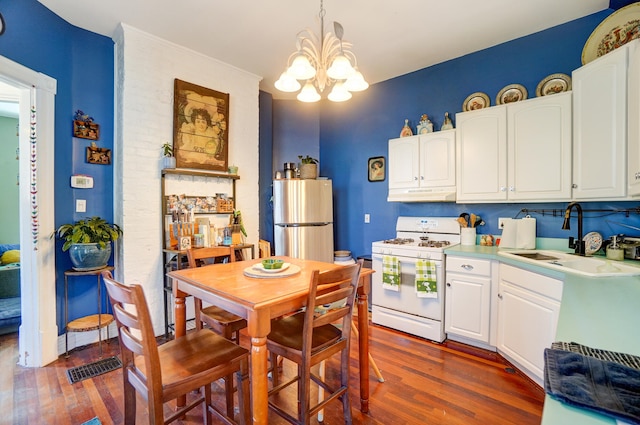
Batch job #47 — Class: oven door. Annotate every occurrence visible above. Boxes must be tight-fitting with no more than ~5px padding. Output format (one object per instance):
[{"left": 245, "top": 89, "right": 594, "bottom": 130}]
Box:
[{"left": 371, "top": 252, "right": 444, "bottom": 321}]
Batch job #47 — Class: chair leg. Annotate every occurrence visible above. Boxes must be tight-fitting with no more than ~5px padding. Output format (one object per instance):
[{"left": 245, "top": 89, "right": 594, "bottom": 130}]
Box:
[
  {"left": 270, "top": 352, "right": 280, "bottom": 386},
  {"left": 341, "top": 348, "right": 352, "bottom": 424},
  {"left": 203, "top": 383, "right": 213, "bottom": 425},
  {"left": 224, "top": 373, "right": 235, "bottom": 418},
  {"left": 299, "top": 363, "right": 312, "bottom": 425},
  {"left": 123, "top": 377, "right": 136, "bottom": 425},
  {"left": 317, "top": 360, "right": 325, "bottom": 422},
  {"left": 237, "top": 360, "right": 251, "bottom": 425},
  {"left": 194, "top": 297, "right": 204, "bottom": 330}
]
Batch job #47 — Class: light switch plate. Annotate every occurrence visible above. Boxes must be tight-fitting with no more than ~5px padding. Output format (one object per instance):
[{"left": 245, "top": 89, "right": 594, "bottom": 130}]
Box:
[{"left": 76, "top": 199, "right": 86, "bottom": 213}]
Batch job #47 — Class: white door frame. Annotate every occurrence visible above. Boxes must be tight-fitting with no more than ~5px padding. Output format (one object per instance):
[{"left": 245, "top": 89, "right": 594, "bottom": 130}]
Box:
[{"left": 0, "top": 55, "right": 58, "bottom": 367}]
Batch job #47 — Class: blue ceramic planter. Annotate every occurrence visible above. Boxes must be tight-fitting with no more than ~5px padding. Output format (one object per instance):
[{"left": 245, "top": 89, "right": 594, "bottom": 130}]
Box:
[{"left": 68, "top": 243, "right": 111, "bottom": 271}]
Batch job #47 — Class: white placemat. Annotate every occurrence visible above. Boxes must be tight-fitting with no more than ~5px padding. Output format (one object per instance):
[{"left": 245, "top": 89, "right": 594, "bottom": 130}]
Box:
[{"left": 243, "top": 263, "right": 301, "bottom": 279}]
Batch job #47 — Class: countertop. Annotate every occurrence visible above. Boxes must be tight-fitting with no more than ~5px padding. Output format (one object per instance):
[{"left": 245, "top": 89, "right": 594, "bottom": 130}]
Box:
[{"left": 445, "top": 239, "right": 640, "bottom": 425}]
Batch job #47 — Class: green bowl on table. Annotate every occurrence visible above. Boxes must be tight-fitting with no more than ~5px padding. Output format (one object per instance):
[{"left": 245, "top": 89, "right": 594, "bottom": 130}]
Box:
[{"left": 261, "top": 259, "right": 284, "bottom": 270}]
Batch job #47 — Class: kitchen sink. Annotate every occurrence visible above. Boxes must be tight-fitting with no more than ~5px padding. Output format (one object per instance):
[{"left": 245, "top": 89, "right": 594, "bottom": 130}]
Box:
[
  {"left": 510, "top": 252, "right": 560, "bottom": 261},
  {"left": 498, "top": 250, "right": 640, "bottom": 277}
]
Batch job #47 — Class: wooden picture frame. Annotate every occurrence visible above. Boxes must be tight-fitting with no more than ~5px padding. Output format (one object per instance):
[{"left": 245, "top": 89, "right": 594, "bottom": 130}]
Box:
[
  {"left": 86, "top": 145, "right": 111, "bottom": 165},
  {"left": 173, "top": 79, "right": 229, "bottom": 171},
  {"left": 73, "top": 120, "right": 100, "bottom": 140},
  {"left": 368, "top": 156, "right": 385, "bottom": 182}
]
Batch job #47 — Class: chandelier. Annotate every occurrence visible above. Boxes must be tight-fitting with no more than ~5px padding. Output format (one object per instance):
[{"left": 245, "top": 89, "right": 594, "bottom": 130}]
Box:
[{"left": 274, "top": 0, "right": 368, "bottom": 102}]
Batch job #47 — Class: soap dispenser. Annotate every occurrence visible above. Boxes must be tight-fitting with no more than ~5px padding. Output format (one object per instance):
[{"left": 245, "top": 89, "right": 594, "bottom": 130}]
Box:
[{"left": 606, "top": 235, "right": 624, "bottom": 261}]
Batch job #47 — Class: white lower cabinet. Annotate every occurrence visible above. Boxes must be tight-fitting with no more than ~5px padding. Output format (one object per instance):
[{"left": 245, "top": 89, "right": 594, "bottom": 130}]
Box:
[
  {"left": 445, "top": 256, "right": 498, "bottom": 350},
  {"left": 497, "top": 264, "right": 563, "bottom": 386}
]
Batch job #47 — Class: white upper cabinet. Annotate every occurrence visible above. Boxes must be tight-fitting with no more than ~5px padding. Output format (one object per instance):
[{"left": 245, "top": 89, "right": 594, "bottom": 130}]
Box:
[
  {"left": 456, "top": 93, "right": 572, "bottom": 203},
  {"left": 388, "top": 130, "right": 456, "bottom": 202},
  {"left": 508, "top": 93, "right": 573, "bottom": 201},
  {"left": 627, "top": 40, "right": 640, "bottom": 197},
  {"left": 456, "top": 105, "right": 507, "bottom": 202},
  {"left": 573, "top": 41, "right": 630, "bottom": 200}
]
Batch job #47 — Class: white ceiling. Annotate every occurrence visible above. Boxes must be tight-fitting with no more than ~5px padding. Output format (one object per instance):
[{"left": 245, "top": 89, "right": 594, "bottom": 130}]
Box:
[{"left": 38, "top": 0, "right": 609, "bottom": 100}]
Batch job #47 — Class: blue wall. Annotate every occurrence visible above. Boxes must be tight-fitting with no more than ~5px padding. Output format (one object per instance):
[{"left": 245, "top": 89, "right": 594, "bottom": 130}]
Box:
[
  {"left": 0, "top": 0, "right": 115, "bottom": 332},
  {"left": 269, "top": 9, "right": 640, "bottom": 258}
]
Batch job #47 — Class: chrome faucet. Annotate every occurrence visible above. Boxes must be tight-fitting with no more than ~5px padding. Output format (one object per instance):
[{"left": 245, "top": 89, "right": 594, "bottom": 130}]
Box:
[{"left": 562, "top": 202, "right": 585, "bottom": 256}]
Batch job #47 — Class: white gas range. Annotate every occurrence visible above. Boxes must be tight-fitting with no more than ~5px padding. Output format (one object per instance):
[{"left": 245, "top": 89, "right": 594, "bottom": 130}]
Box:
[{"left": 371, "top": 217, "right": 461, "bottom": 342}]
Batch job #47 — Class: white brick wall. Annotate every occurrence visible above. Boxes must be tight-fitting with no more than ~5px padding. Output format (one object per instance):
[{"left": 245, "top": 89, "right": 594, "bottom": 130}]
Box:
[{"left": 113, "top": 24, "right": 261, "bottom": 335}]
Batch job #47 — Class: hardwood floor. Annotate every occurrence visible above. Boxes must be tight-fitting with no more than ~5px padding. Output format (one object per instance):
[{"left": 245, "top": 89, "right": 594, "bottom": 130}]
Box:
[{"left": 0, "top": 323, "right": 544, "bottom": 424}]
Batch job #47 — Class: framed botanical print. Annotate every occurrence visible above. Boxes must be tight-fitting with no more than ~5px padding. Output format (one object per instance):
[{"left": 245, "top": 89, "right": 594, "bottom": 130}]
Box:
[
  {"left": 368, "top": 156, "right": 385, "bottom": 182},
  {"left": 173, "top": 79, "right": 229, "bottom": 171}
]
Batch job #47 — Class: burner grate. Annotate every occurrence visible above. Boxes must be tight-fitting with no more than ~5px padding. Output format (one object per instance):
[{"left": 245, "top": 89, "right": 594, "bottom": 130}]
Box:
[
  {"left": 383, "top": 238, "right": 415, "bottom": 244},
  {"left": 66, "top": 356, "right": 122, "bottom": 384}
]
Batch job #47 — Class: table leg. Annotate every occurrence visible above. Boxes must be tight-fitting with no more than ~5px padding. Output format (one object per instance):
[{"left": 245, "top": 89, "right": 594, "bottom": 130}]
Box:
[
  {"left": 357, "top": 276, "right": 370, "bottom": 413},
  {"left": 250, "top": 335, "right": 269, "bottom": 425}
]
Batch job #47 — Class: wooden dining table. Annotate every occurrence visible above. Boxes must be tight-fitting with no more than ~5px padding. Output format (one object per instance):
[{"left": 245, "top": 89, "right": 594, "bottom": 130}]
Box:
[{"left": 168, "top": 256, "right": 373, "bottom": 425}]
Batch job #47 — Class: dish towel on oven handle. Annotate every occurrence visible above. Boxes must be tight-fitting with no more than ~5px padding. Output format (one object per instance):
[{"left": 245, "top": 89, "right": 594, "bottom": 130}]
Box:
[
  {"left": 415, "top": 259, "right": 437, "bottom": 298},
  {"left": 382, "top": 255, "right": 400, "bottom": 291}
]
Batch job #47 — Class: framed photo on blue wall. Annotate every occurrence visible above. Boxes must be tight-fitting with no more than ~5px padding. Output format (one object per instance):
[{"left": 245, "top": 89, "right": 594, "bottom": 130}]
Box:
[{"left": 368, "top": 156, "right": 385, "bottom": 182}]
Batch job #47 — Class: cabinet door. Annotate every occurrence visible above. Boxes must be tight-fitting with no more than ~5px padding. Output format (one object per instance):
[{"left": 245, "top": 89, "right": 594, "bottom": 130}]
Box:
[
  {"left": 628, "top": 40, "right": 640, "bottom": 196},
  {"left": 573, "top": 44, "right": 628, "bottom": 199},
  {"left": 419, "top": 130, "right": 456, "bottom": 188},
  {"left": 508, "top": 93, "right": 572, "bottom": 201},
  {"left": 497, "top": 265, "right": 562, "bottom": 385},
  {"left": 456, "top": 106, "right": 508, "bottom": 202},
  {"left": 388, "top": 136, "right": 420, "bottom": 189},
  {"left": 445, "top": 272, "right": 491, "bottom": 343}
]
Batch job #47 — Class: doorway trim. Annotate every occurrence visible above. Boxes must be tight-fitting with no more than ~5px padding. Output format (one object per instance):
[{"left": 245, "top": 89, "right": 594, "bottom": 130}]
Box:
[{"left": 0, "top": 55, "right": 57, "bottom": 367}]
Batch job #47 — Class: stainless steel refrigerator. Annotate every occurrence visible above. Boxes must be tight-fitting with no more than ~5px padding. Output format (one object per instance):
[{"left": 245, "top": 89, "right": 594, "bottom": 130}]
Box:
[{"left": 273, "top": 179, "right": 334, "bottom": 263}]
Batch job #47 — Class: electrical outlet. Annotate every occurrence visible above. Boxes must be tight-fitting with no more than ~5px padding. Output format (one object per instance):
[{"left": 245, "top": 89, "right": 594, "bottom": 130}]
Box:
[
  {"left": 364, "top": 213, "right": 370, "bottom": 223},
  {"left": 498, "top": 218, "right": 510, "bottom": 229}
]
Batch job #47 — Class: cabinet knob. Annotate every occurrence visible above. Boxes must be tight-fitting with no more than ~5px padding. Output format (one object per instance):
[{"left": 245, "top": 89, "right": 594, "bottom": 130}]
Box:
[
  {"left": 461, "top": 264, "right": 473, "bottom": 271},
  {"left": 500, "top": 186, "right": 506, "bottom": 192},
  {"left": 446, "top": 282, "right": 451, "bottom": 287},
  {"left": 509, "top": 186, "right": 515, "bottom": 192},
  {"left": 572, "top": 183, "right": 578, "bottom": 188},
  {"left": 414, "top": 176, "right": 418, "bottom": 181},
  {"left": 420, "top": 176, "right": 424, "bottom": 181},
  {"left": 498, "top": 293, "right": 503, "bottom": 299}
]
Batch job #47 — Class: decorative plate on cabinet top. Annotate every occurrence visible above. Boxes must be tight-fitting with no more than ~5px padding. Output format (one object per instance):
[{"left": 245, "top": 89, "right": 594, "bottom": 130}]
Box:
[
  {"left": 462, "top": 92, "right": 490, "bottom": 112},
  {"left": 581, "top": 2, "right": 640, "bottom": 65},
  {"left": 583, "top": 231, "right": 603, "bottom": 255},
  {"left": 536, "top": 73, "right": 571, "bottom": 97},
  {"left": 496, "top": 84, "right": 528, "bottom": 105}
]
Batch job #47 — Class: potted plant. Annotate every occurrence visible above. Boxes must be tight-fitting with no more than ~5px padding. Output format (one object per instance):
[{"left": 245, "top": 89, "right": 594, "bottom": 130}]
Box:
[
  {"left": 53, "top": 216, "right": 123, "bottom": 271},
  {"left": 298, "top": 155, "right": 318, "bottom": 179},
  {"left": 161, "top": 142, "right": 176, "bottom": 169}
]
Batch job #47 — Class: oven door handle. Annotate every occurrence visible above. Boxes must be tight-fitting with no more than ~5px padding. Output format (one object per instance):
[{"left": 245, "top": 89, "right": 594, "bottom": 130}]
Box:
[{"left": 372, "top": 253, "right": 440, "bottom": 263}]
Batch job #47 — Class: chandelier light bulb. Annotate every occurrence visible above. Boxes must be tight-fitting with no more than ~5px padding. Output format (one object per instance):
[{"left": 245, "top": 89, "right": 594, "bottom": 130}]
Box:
[
  {"left": 287, "top": 54, "right": 316, "bottom": 80},
  {"left": 326, "top": 54, "right": 355, "bottom": 80},
  {"left": 344, "top": 70, "right": 369, "bottom": 92},
  {"left": 328, "top": 81, "right": 352, "bottom": 102},
  {"left": 274, "top": 72, "right": 302, "bottom": 92},
  {"left": 297, "top": 82, "right": 321, "bottom": 102}
]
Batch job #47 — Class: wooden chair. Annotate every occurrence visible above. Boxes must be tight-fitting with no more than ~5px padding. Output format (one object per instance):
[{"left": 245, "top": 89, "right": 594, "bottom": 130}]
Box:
[
  {"left": 186, "top": 246, "right": 248, "bottom": 418},
  {"left": 267, "top": 261, "right": 362, "bottom": 425},
  {"left": 102, "top": 270, "right": 250, "bottom": 425},
  {"left": 186, "top": 246, "right": 248, "bottom": 345}
]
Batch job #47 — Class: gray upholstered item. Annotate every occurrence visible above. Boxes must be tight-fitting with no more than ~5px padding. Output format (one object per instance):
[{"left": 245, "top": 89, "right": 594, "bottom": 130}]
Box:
[{"left": 0, "top": 265, "right": 21, "bottom": 335}]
